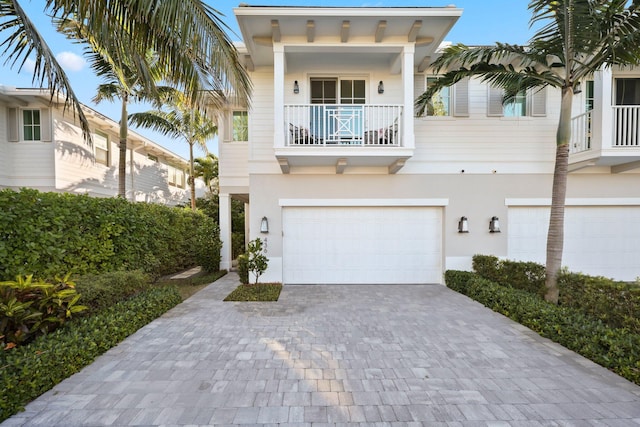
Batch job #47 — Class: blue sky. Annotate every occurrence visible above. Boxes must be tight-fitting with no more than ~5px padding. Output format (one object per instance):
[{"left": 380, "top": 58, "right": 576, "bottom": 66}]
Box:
[{"left": 1, "top": 1, "right": 534, "bottom": 160}]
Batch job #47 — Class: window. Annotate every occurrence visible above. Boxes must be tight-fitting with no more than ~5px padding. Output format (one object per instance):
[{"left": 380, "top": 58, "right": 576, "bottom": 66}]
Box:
[
  {"left": 232, "top": 111, "right": 248, "bottom": 141},
  {"left": 93, "top": 132, "right": 109, "bottom": 166},
  {"left": 503, "top": 91, "right": 527, "bottom": 117},
  {"left": 148, "top": 154, "right": 159, "bottom": 162},
  {"left": 585, "top": 80, "right": 595, "bottom": 111},
  {"left": 339, "top": 80, "right": 366, "bottom": 105},
  {"left": 23, "top": 110, "right": 41, "bottom": 141},
  {"left": 166, "top": 165, "right": 186, "bottom": 188},
  {"left": 426, "top": 77, "right": 451, "bottom": 116},
  {"left": 615, "top": 78, "right": 640, "bottom": 105},
  {"left": 310, "top": 78, "right": 338, "bottom": 104}
]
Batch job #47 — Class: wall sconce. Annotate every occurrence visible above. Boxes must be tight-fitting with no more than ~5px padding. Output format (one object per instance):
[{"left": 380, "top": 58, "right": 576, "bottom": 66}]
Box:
[
  {"left": 573, "top": 82, "right": 582, "bottom": 95},
  {"left": 489, "top": 216, "right": 501, "bottom": 233},
  {"left": 458, "top": 216, "right": 469, "bottom": 233},
  {"left": 293, "top": 80, "right": 300, "bottom": 94},
  {"left": 377, "top": 81, "right": 384, "bottom": 94},
  {"left": 260, "top": 216, "right": 269, "bottom": 234}
]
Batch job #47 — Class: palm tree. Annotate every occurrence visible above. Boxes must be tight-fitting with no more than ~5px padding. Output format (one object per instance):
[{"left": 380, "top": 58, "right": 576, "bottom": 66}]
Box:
[
  {"left": 194, "top": 154, "right": 219, "bottom": 194},
  {"left": 129, "top": 100, "right": 217, "bottom": 210},
  {"left": 0, "top": 0, "right": 251, "bottom": 139},
  {"left": 416, "top": 0, "right": 640, "bottom": 303}
]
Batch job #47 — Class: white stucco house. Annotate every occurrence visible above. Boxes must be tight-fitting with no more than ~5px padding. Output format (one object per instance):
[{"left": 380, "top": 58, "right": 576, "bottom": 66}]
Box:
[
  {"left": 0, "top": 85, "right": 202, "bottom": 205},
  {"left": 217, "top": 5, "right": 640, "bottom": 284}
]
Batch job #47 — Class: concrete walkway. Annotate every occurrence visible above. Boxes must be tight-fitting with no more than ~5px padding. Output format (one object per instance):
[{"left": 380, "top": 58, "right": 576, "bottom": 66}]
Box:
[{"left": 4, "top": 273, "right": 640, "bottom": 426}]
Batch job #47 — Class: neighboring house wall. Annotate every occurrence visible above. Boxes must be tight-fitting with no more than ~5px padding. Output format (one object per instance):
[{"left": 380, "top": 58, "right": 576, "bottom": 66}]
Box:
[{"left": 0, "top": 87, "right": 200, "bottom": 206}]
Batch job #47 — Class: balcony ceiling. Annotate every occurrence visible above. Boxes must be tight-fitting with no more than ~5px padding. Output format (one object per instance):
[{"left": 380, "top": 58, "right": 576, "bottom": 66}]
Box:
[{"left": 234, "top": 6, "right": 462, "bottom": 69}]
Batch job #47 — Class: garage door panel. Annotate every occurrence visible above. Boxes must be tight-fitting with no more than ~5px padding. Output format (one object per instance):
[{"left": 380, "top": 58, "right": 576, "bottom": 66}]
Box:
[
  {"left": 508, "top": 206, "right": 640, "bottom": 281},
  {"left": 283, "top": 206, "right": 442, "bottom": 284}
]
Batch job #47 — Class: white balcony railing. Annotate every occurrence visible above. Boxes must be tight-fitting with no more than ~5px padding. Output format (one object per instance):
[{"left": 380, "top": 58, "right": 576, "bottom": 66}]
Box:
[
  {"left": 613, "top": 106, "right": 640, "bottom": 147},
  {"left": 284, "top": 104, "right": 403, "bottom": 147},
  {"left": 570, "top": 110, "right": 592, "bottom": 154}
]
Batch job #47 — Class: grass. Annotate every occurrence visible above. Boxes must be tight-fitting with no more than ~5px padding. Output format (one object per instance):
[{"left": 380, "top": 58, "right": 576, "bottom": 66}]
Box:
[
  {"left": 224, "top": 282, "right": 282, "bottom": 301},
  {"left": 156, "top": 270, "right": 227, "bottom": 300}
]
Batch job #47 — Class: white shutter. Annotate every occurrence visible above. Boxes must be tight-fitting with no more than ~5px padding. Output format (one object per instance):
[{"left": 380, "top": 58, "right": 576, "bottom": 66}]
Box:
[
  {"left": 223, "top": 110, "right": 232, "bottom": 142},
  {"left": 530, "top": 87, "right": 547, "bottom": 117},
  {"left": 7, "top": 108, "right": 18, "bottom": 142},
  {"left": 40, "top": 108, "right": 52, "bottom": 142},
  {"left": 487, "top": 86, "right": 504, "bottom": 117},
  {"left": 453, "top": 78, "right": 470, "bottom": 117}
]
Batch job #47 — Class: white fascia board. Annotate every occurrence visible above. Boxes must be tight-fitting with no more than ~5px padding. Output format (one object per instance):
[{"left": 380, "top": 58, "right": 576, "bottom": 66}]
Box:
[
  {"left": 279, "top": 198, "right": 449, "bottom": 207},
  {"left": 234, "top": 7, "right": 463, "bottom": 18},
  {"left": 505, "top": 198, "right": 640, "bottom": 206}
]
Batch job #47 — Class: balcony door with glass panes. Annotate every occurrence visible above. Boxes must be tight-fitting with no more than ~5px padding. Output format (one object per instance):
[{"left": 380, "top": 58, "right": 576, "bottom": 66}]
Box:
[{"left": 310, "top": 78, "right": 365, "bottom": 143}]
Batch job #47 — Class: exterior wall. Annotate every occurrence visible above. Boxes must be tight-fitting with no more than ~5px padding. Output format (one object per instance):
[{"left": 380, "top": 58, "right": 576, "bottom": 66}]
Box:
[{"left": 247, "top": 171, "right": 640, "bottom": 282}]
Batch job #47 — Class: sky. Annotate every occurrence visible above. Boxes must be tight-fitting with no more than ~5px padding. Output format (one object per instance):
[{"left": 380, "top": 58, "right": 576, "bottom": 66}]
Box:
[{"left": 0, "top": 1, "right": 535, "bottom": 160}]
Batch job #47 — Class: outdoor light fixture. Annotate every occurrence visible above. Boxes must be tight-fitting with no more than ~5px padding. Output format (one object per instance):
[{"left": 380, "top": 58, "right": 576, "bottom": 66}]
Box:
[
  {"left": 377, "top": 81, "right": 384, "bottom": 94},
  {"left": 260, "top": 216, "right": 269, "bottom": 233},
  {"left": 573, "top": 82, "right": 582, "bottom": 94},
  {"left": 458, "top": 216, "right": 469, "bottom": 233},
  {"left": 489, "top": 216, "right": 501, "bottom": 233},
  {"left": 293, "top": 80, "right": 300, "bottom": 94}
]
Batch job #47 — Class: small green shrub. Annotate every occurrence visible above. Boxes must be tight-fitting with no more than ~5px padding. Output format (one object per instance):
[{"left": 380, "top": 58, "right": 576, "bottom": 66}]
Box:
[
  {"left": 472, "top": 255, "right": 545, "bottom": 296},
  {"left": 444, "top": 270, "right": 476, "bottom": 294},
  {"left": 74, "top": 270, "right": 151, "bottom": 313},
  {"left": 0, "top": 285, "right": 181, "bottom": 421},
  {"left": 445, "top": 271, "right": 640, "bottom": 386},
  {"left": 0, "top": 274, "right": 87, "bottom": 349},
  {"left": 471, "top": 255, "right": 501, "bottom": 283},
  {"left": 237, "top": 254, "right": 249, "bottom": 285},
  {"left": 224, "top": 283, "right": 282, "bottom": 302},
  {"left": 194, "top": 217, "right": 222, "bottom": 273},
  {"left": 245, "top": 238, "right": 268, "bottom": 285}
]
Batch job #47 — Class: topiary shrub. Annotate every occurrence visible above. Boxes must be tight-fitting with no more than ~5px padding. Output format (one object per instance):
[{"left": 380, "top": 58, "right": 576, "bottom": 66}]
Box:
[
  {"left": 471, "top": 255, "right": 502, "bottom": 283},
  {"left": 472, "top": 255, "right": 545, "bottom": 296},
  {"left": 237, "top": 253, "right": 249, "bottom": 285},
  {"left": 194, "top": 217, "right": 222, "bottom": 273}
]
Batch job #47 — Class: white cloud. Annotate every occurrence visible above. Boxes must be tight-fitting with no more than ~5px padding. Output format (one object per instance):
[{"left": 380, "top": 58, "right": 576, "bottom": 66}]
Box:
[
  {"left": 22, "top": 58, "right": 36, "bottom": 74},
  {"left": 56, "top": 51, "right": 86, "bottom": 72}
]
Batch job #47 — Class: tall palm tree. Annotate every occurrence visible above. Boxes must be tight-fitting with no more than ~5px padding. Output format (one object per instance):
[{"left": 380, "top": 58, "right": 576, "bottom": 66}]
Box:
[
  {"left": 416, "top": 0, "right": 640, "bottom": 303},
  {"left": 0, "top": 0, "right": 251, "bottom": 139},
  {"left": 129, "top": 101, "right": 217, "bottom": 210}
]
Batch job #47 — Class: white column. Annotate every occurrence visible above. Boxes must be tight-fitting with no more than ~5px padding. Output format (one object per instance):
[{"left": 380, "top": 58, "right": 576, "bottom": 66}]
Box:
[
  {"left": 244, "top": 202, "right": 250, "bottom": 250},
  {"left": 219, "top": 193, "right": 233, "bottom": 270},
  {"left": 594, "top": 67, "right": 612, "bottom": 151},
  {"left": 402, "top": 44, "right": 415, "bottom": 149},
  {"left": 274, "top": 44, "right": 285, "bottom": 148}
]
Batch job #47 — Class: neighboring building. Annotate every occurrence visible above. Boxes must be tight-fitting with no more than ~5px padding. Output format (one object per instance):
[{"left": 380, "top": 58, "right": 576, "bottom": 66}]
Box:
[
  {"left": 217, "top": 6, "right": 640, "bottom": 284},
  {"left": 0, "top": 85, "right": 202, "bottom": 205}
]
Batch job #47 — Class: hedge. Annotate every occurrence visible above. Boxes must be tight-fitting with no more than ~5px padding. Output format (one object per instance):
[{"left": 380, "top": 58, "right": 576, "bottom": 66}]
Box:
[
  {"left": 471, "top": 254, "right": 640, "bottom": 334},
  {"left": 0, "top": 188, "right": 221, "bottom": 280},
  {"left": 74, "top": 270, "right": 151, "bottom": 313},
  {"left": 445, "top": 270, "right": 640, "bottom": 385},
  {"left": 0, "top": 285, "right": 182, "bottom": 422}
]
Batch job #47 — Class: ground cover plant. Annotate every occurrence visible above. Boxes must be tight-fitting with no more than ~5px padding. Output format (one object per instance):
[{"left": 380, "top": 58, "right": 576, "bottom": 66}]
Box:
[
  {"left": 224, "top": 283, "right": 282, "bottom": 302},
  {"left": 446, "top": 258, "right": 640, "bottom": 385}
]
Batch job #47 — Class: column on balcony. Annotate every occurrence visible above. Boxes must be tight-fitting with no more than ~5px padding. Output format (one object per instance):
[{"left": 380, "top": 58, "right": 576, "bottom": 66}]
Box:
[
  {"left": 219, "top": 193, "right": 233, "bottom": 270},
  {"left": 592, "top": 67, "right": 612, "bottom": 152},
  {"left": 402, "top": 44, "right": 415, "bottom": 149},
  {"left": 274, "top": 44, "right": 285, "bottom": 149}
]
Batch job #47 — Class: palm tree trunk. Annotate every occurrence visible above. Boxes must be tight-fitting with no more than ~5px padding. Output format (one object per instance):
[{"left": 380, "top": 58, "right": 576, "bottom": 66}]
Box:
[
  {"left": 545, "top": 87, "right": 573, "bottom": 303},
  {"left": 189, "top": 142, "right": 196, "bottom": 210},
  {"left": 118, "top": 96, "right": 128, "bottom": 198}
]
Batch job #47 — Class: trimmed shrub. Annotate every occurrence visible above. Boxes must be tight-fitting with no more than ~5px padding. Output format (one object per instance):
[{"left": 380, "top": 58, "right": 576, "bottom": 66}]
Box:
[
  {"left": 472, "top": 255, "right": 545, "bottom": 296},
  {"left": 559, "top": 271, "right": 640, "bottom": 335},
  {"left": 237, "top": 254, "right": 249, "bottom": 285},
  {"left": 194, "top": 217, "right": 222, "bottom": 273},
  {"left": 0, "top": 285, "right": 181, "bottom": 421},
  {"left": 224, "top": 283, "right": 282, "bottom": 302},
  {"left": 445, "top": 271, "right": 640, "bottom": 386},
  {"left": 0, "top": 189, "right": 218, "bottom": 280},
  {"left": 471, "top": 255, "right": 501, "bottom": 283},
  {"left": 74, "top": 270, "right": 151, "bottom": 313}
]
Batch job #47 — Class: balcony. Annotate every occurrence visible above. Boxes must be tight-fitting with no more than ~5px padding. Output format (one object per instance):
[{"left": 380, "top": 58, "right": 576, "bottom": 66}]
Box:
[
  {"left": 276, "top": 104, "right": 413, "bottom": 174},
  {"left": 570, "top": 106, "right": 640, "bottom": 172}
]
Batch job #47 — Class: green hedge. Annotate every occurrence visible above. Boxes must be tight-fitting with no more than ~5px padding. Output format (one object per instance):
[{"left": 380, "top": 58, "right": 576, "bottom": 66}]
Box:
[
  {"left": 471, "top": 254, "right": 640, "bottom": 334},
  {"left": 445, "top": 270, "right": 640, "bottom": 385},
  {"left": 0, "top": 189, "right": 221, "bottom": 280},
  {"left": 0, "top": 285, "right": 182, "bottom": 422},
  {"left": 74, "top": 270, "right": 151, "bottom": 313}
]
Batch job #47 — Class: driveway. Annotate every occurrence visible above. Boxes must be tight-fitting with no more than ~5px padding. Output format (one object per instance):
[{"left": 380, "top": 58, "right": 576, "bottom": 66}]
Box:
[{"left": 4, "top": 273, "right": 640, "bottom": 426}]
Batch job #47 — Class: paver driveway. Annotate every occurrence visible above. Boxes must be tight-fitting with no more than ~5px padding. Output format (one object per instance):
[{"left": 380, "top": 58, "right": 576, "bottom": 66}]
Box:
[{"left": 4, "top": 273, "right": 640, "bottom": 426}]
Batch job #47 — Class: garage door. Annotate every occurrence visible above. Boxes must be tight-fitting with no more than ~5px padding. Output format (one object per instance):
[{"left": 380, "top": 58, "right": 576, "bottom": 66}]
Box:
[
  {"left": 508, "top": 206, "right": 640, "bottom": 281},
  {"left": 282, "top": 206, "right": 442, "bottom": 284}
]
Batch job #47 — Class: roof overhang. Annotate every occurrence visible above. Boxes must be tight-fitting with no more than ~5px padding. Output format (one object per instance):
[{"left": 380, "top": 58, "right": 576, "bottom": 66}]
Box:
[{"left": 234, "top": 6, "right": 462, "bottom": 69}]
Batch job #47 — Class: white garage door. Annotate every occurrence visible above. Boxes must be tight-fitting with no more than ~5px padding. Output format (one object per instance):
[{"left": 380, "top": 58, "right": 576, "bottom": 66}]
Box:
[
  {"left": 282, "top": 206, "right": 442, "bottom": 284},
  {"left": 508, "top": 206, "right": 640, "bottom": 281}
]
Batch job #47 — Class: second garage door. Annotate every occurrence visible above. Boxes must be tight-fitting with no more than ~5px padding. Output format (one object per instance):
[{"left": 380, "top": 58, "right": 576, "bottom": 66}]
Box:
[{"left": 282, "top": 206, "right": 442, "bottom": 284}]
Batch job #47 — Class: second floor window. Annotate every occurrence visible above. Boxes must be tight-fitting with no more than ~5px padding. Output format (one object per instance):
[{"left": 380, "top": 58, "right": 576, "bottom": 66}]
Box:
[
  {"left": 488, "top": 86, "right": 546, "bottom": 117},
  {"left": 232, "top": 111, "right": 248, "bottom": 141},
  {"left": 426, "top": 77, "right": 451, "bottom": 116},
  {"left": 93, "top": 132, "right": 109, "bottom": 166},
  {"left": 503, "top": 91, "right": 527, "bottom": 117},
  {"left": 23, "top": 110, "right": 41, "bottom": 141}
]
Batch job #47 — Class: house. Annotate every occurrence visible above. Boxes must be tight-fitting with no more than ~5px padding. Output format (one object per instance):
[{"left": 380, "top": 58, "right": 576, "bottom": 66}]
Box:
[
  {"left": 0, "top": 85, "right": 200, "bottom": 205},
  {"left": 217, "top": 6, "right": 640, "bottom": 284}
]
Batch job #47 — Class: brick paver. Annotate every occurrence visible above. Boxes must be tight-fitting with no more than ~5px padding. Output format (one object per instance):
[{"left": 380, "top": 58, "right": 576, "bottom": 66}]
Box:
[{"left": 3, "top": 272, "right": 640, "bottom": 426}]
